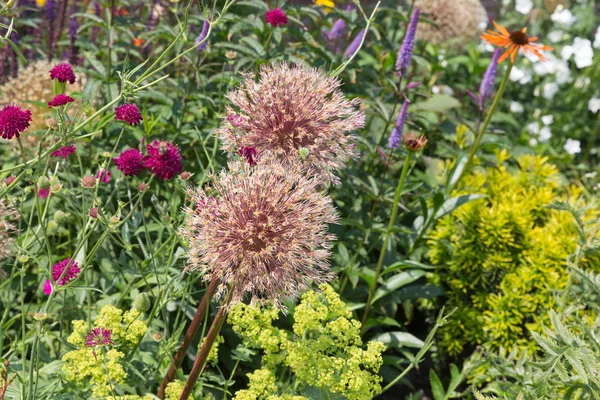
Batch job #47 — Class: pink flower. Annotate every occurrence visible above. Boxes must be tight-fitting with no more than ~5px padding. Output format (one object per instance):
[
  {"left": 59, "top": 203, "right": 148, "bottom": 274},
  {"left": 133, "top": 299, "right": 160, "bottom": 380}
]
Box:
[
  {"left": 143, "top": 140, "right": 183, "bottom": 180},
  {"left": 0, "top": 105, "right": 32, "bottom": 139},
  {"left": 48, "top": 94, "right": 75, "bottom": 108},
  {"left": 43, "top": 279, "right": 53, "bottom": 295},
  {"left": 115, "top": 103, "right": 143, "bottom": 126},
  {"left": 85, "top": 327, "right": 114, "bottom": 347},
  {"left": 96, "top": 169, "right": 111, "bottom": 183},
  {"left": 49, "top": 63, "right": 76, "bottom": 84},
  {"left": 37, "top": 188, "right": 50, "bottom": 199},
  {"left": 265, "top": 8, "right": 287, "bottom": 27},
  {"left": 114, "top": 148, "right": 145, "bottom": 176},
  {"left": 238, "top": 146, "right": 257, "bottom": 165},
  {"left": 51, "top": 145, "right": 76, "bottom": 159},
  {"left": 43, "top": 258, "right": 80, "bottom": 295}
]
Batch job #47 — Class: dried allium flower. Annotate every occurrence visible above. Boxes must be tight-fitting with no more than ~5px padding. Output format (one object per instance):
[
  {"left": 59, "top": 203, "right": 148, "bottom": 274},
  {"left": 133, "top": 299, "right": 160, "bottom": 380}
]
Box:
[
  {"left": 51, "top": 145, "right": 76, "bottom": 159},
  {"left": 265, "top": 8, "right": 288, "bottom": 27},
  {"left": 180, "top": 156, "right": 338, "bottom": 308},
  {"left": 219, "top": 63, "right": 364, "bottom": 183},
  {"left": 143, "top": 140, "right": 183, "bottom": 180},
  {"left": 414, "top": 0, "right": 487, "bottom": 46},
  {"left": 49, "top": 63, "right": 76, "bottom": 84},
  {"left": 115, "top": 103, "right": 143, "bottom": 126},
  {"left": 48, "top": 94, "right": 74, "bottom": 108},
  {"left": 396, "top": 8, "right": 420, "bottom": 76},
  {"left": 0, "top": 200, "right": 19, "bottom": 260},
  {"left": 0, "top": 105, "right": 32, "bottom": 139},
  {"left": 114, "top": 148, "right": 145, "bottom": 176},
  {"left": 85, "top": 327, "right": 114, "bottom": 347},
  {"left": 387, "top": 100, "right": 410, "bottom": 149},
  {"left": 238, "top": 146, "right": 257, "bottom": 165}
]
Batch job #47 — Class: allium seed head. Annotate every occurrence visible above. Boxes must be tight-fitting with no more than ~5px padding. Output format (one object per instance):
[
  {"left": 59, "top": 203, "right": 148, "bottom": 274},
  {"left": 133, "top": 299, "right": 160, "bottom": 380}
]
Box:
[
  {"left": 180, "top": 156, "right": 338, "bottom": 309},
  {"left": 219, "top": 63, "right": 364, "bottom": 183}
]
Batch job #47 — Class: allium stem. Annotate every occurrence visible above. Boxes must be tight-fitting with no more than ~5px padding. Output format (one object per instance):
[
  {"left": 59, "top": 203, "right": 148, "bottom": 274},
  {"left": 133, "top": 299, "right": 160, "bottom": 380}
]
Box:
[
  {"left": 361, "top": 151, "right": 414, "bottom": 332},
  {"left": 179, "top": 291, "right": 232, "bottom": 400},
  {"left": 157, "top": 279, "right": 219, "bottom": 399},
  {"left": 459, "top": 61, "right": 513, "bottom": 186}
]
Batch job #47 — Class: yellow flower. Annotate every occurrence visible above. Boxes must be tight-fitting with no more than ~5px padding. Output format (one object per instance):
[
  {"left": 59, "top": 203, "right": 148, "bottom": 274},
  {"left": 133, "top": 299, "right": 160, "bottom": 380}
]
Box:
[
  {"left": 35, "top": 0, "right": 46, "bottom": 6},
  {"left": 314, "top": 0, "right": 335, "bottom": 8}
]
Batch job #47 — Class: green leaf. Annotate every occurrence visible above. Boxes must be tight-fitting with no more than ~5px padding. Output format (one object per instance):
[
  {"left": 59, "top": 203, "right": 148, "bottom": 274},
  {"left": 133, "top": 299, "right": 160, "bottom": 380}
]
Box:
[
  {"left": 434, "top": 194, "right": 487, "bottom": 220},
  {"left": 413, "top": 94, "right": 461, "bottom": 113},
  {"left": 430, "top": 369, "right": 445, "bottom": 400},
  {"left": 373, "top": 331, "right": 425, "bottom": 349}
]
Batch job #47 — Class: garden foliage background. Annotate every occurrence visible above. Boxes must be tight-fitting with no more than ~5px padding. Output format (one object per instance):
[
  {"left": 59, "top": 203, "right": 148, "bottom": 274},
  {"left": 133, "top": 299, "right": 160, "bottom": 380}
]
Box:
[{"left": 0, "top": 0, "right": 599, "bottom": 398}]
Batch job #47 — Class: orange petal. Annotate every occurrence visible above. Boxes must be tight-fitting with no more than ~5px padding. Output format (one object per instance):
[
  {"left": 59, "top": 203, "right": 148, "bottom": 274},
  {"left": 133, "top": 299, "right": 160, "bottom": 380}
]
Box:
[
  {"left": 499, "top": 45, "right": 515, "bottom": 63},
  {"left": 528, "top": 36, "right": 538, "bottom": 41},
  {"left": 493, "top": 21, "right": 510, "bottom": 36},
  {"left": 510, "top": 45, "right": 519, "bottom": 63},
  {"left": 522, "top": 27, "right": 527, "bottom": 33}
]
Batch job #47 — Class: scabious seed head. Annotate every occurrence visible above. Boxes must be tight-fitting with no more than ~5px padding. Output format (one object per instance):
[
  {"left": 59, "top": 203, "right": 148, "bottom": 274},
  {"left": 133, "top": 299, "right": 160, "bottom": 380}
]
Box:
[
  {"left": 49, "top": 63, "right": 76, "bottom": 84},
  {"left": 219, "top": 63, "right": 364, "bottom": 183},
  {"left": 51, "top": 145, "right": 76, "bottom": 159},
  {"left": 114, "top": 103, "right": 143, "bottom": 126},
  {"left": 265, "top": 8, "right": 288, "bottom": 27},
  {"left": 180, "top": 155, "right": 338, "bottom": 309},
  {"left": 143, "top": 140, "right": 183, "bottom": 180},
  {"left": 48, "top": 94, "right": 74, "bottom": 108},
  {"left": 402, "top": 132, "right": 428, "bottom": 152},
  {"left": 114, "top": 148, "right": 145, "bottom": 176},
  {"left": 81, "top": 175, "right": 97, "bottom": 188},
  {"left": 0, "top": 105, "right": 32, "bottom": 139}
]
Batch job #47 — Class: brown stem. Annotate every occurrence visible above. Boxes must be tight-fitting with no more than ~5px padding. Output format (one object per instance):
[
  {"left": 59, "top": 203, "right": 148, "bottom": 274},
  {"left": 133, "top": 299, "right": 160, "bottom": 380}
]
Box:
[
  {"left": 157, "top": 279, "right": 219, "bottom": 399},
  {"left": 178, "top": 291, "right": 232, "bottom": 400}
]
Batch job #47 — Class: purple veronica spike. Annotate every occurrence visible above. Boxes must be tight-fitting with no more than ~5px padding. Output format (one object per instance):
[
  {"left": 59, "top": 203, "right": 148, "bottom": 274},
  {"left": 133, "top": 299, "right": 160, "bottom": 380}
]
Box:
[
  {"left": 478, "top": 48, "right": 502, "bottom": 106},
  {"left": 46, "top": 0, "right": 56, "bottom": 21},
  {"left": 323, "top": 18, "right": 346, "bottom": 42},
  {"left": 343, "top": 29, "right": 365, "bottom": 58},
  {"left": 196, "top": 20, "right": 210, "bottom": 51},
  {"left": 396, "top": 8, "right": 420, "bottom": 76},
  {"left": 387, "top": 100, "right": 410, "bottom": 149}
]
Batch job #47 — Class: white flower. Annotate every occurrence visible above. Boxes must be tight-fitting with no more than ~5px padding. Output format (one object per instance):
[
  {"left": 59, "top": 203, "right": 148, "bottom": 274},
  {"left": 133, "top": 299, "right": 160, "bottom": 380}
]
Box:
[
  {"left": 584, "top": 172, "right": 597, "bottom": 179},
  {"left": 539, "top": 127, "right": 552, "bottom": 142},
  {"left": 529, "top": 138, "right": 538, "bottom": 146},
  {"left": 510, "top": 101, "right": 524, "bottom": 113},
  {"left": 561, "top": 37, "right": 594, "bottom": 69},
  {"left": 563, "top": 139, "right": 581, "bottom": 155},
  {"left": 548, "top": 31, "right": 563, "bottom": 43},
  {"left": 527, "top": 122, "right": 540, "bottom": 135},
  {"left": 510, "top": 66, "right": 532, "bottom": 84},
  {"left": 515, "top": 0, "right": 533, "bottom": 14},
  {"left": 532, "top": 53, "right": 570, "bottom": 84},
  {"left": 543, "top": 82, "right": 559, "bottom": 99},
  {"left": 594, "top": 27, "right": 600, "bottom": 49},
  {"left": 541, "top": 115, "right": 554, "bottom": 125},
  {"left": 589, "top": 97, "right": 600, "bottom": 113},
  {"left": 551, "top": 8, "right": 576, "bottom": 27}
]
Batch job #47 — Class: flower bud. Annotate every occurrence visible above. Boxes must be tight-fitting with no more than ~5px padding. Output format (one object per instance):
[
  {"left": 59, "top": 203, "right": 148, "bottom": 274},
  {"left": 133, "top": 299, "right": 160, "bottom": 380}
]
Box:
[
  {"left": 133, "top": 293, "right": 151, "bottom": 312},
  {"left": 89, "top": 207, "right": 99, "bottom": 219},
  {"left": 138, "top": 183, "right": 147, "bottom": 191},
  {"left": 46, "top": 118, "right": 58, "bottom": 130},
  {"left": 5, "top": 176, "right": 15, "bottom": 186},
  {"left": 37, "top": 176, "right": 50, "bottom": 189},
  {"left": 47, "top": 220, "right": 58, "bottom": 234},
  {"left": 53, "top": 210, "right": 69, "bottom": 225},
  {"left": 17, "top": 254, "right": 29, "bottom": 263},
  {"left": 81, "top": 175, "right": 97, "bottom": 189},
  {"left": 180, "top": 171, "right": 191, "bottom": 181}
]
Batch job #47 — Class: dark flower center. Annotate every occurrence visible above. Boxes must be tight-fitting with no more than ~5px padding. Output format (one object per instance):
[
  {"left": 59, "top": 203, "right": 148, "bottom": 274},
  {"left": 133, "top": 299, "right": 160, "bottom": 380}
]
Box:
[{"left": 509, "top": 31, "right": 529, "bottom": 45}]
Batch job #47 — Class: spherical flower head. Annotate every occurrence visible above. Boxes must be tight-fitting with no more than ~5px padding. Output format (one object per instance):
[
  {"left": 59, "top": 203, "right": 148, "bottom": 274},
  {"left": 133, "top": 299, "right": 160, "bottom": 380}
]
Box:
[
  {"left": 219, "top": 63, "right": 364, "bottom": 183},
  {"left": 49, "top": 63, "right": 76, "bottom": 84},
  {"left": 402, "top": 132, "right": 428, "bottom": 152},
  {"left": 0, "top": 105, "right": 32, "bottom": 139},
  {"left": 265, "top": 8, "right": 288, "bottom": 27},
  {"left": 81, "top": 175, "right": 97, "bottom": 188},
  {"left": 114, "top": 103, "right": 143, "bottom": 126},
  {"left": 180, "top": 156, "right": 338, "bottom": 309},
  {"left": 52, "top": 258, "right": 80, "bottom": 286},
  {"left": 48, "top": 94, "right": 74, "bottom": 108},
  {"left": 143, "top": 140, "right": 183, "bottom": 180},
  {"left": 114, "top": 148, "right": 145, "bottom": 176},
  {"left": 238, "top": 146, "right": 257, "bottom": 165},
  {"left": 51, "top": 145, "right": 76, "bottom": 159},
  {"left": 85, "top": 327, "right": 114, "bottom": 347}
]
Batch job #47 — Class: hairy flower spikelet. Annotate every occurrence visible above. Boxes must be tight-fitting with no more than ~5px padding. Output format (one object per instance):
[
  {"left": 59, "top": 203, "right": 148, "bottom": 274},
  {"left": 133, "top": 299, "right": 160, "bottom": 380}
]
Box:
[
  {"left": 0, "top": 200, "right": 19, "bottom": 260},
  {"left": 181, "top": 156, "right": 338, "bottom": 308},
  {"left": 414, "top": 0, "right": 487, "bottom": 46},
  {"left": 219, "top": 63, "right": 364, "bottom": 183}
]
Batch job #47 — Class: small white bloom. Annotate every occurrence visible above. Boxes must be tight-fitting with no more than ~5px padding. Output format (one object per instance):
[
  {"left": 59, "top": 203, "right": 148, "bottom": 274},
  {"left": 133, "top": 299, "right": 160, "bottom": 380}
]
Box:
[
  {"left": 543, "top": 82, "right": 559, "bottom": 99},
  {"left": 510, "top": 101, "right": 524, "bottom": 113},
  {"left": 539, "top": 127, "right": 552, "bottom": 142},
  {"left": 529, "top": 138, "right": 538, "bottom": 146},
  {"left": 584, "top": 172, "right": 597, "bottom": 179},
  {"left": 589, "top": 97, "right": 600, "bottom": 113},
  {"left": 563, "top": 139, "right": 581, "bottom": 155},
  {"left": 541, "top": 115, "right": 554, "bottom": 125},
  {"left": 515, "top": 0, "right": 533, "bottom": 14},
  {"left": 527, "top": 122, "right": 540, "bottom": 135},
  {"left": 575, "top": 77, "right": 590, "bottom": 88},
  {"left": 441, "top": 60, "right": 448, "bottom": 67},
  {"left": 548, "top": 31, "right": 563, "bottom": 43},
  {"left": 551, "top": 8, "right": 576, "bottom": 27},
  {"left": 432, "top": 86, "right": 440, "bottom": 94},
  {"left": 561, "top": 37, "right": 594, "bottom": 69},
  {"left": 594, "top": 27, "right": 600, "bottom": 49},
  {"left": 532, "top": 53, "right": 570, "bottom": 84},
  {"left": 510, "top": 66, "right": 532, "bottom": 84}
]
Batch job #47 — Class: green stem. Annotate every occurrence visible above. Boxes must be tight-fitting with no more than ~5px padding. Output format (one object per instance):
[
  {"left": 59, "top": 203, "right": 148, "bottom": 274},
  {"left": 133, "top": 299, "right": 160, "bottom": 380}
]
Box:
[{"left": 360, "top": 151, "right": 414, "bottom": 331}]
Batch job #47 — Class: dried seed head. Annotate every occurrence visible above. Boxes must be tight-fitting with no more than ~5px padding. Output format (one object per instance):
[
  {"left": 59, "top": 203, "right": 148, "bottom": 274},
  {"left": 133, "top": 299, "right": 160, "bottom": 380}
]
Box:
[
  {"left": 180, "top": 155, "right": 338, "bottom": 309},
  {"left": 402, "top": 132, "right": 428, "bottom": 152}
]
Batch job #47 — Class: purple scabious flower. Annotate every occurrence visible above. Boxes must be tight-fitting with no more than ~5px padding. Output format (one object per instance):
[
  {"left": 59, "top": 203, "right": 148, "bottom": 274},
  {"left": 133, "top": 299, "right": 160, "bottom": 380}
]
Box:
[
  {"left": 52, "top": 145, "right": 76, "bottom": 159},
  {"left": 478, "top": 48, "right": 502, "bottom": 106},
  {"left": 43, "top": 258, "right": 81, "bottom": 294},
  {"left": 37, "top": 187, "right": 50, "bottom": 199},
  {"left": 343, "top": 29, "right": 365, "bottom": 58},
  {"left": 265, "top": 8, "right": 288, "bottom": 27},
  {"left": 396, "top": 8, "right": 420, "bottom": 76},
  {"left": 48, "top": 94, "right": 74, "bottom": 108},
  {"left": 115, "top": 103, "right": 143, "bottom": 126},
  {"left": 114, "top": 148, "right": 145, "bottom": 176},
  {"left": 85, "top": 327, "right": 114, "bottom": 347},
  {"left": 143, "top": 140, "right": 183, "bottom": 180},
  {"left": 0, "top": 105, "right": 32, "bottom": 139},
  {"left": 387, "top": 100, "right": 410, "bottom": 149},
  {"left": 196, "top": 20, "right": 210, "bottom": 51},
  {"left": 49, "top": 63, "right": 76, "bottom": 84},
  {"left": 96, "top": 169, "right": 111, "bottom": 183},
  {"left": 323, "top": 18, "right": 346, "bottom": 41}
]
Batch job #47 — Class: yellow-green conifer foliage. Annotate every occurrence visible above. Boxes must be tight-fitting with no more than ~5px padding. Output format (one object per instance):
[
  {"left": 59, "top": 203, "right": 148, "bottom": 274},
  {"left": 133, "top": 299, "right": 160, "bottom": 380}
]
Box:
[{"left": 428, "top": 152, "right": 596, "bottom": 356}]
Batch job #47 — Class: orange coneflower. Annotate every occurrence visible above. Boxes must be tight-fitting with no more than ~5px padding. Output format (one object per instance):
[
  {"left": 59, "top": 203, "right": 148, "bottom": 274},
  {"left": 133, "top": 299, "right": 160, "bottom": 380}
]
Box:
[
  {"left": 481, "top": 22, "right": 553, "bottom": 63},
  {"left": 132, "top": 38, "right": 145, "bottom": 47}
]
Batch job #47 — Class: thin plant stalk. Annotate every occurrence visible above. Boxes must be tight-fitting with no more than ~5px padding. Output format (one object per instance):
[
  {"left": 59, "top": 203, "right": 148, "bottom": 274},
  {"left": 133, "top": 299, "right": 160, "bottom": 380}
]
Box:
[
  {"left": 361, "top": 151, "right": 414, "bottom": 331},
  {"left": 158, "top": 278, "right": 219, "bottom": 399}
]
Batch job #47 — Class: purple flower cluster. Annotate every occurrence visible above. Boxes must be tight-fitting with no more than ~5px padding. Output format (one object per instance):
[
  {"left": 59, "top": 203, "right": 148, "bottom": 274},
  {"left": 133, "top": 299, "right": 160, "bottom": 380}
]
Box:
[{"left": 396, "top": 8, "right": 420, "bottom": 76}]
